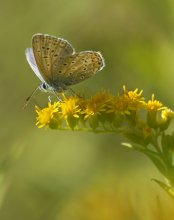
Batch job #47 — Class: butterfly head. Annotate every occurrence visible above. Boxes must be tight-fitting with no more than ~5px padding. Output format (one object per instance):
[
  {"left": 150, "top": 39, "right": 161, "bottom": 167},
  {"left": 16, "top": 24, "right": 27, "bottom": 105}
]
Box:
[{"left": 39, "top": 82, "right": 66, "bottom": 94}]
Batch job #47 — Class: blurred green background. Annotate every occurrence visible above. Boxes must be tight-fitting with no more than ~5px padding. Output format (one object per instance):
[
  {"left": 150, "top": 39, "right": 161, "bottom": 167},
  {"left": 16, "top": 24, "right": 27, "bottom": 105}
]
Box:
[{"left": 0, "top": 0, "right": 174, "bottom": 219}]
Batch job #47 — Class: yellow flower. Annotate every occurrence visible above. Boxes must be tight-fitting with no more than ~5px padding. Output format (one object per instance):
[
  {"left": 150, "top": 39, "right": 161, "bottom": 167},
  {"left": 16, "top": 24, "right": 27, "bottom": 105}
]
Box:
[
  {"left": 60, "top": 96, "right": 82, "bottom": 119},
  {"left": 36, "top": 102, "right": 59, "bottom": 128},
  {"left": 84, "top": 91, "right": 113, "bottom": 119},
  {"left": 107, "top": 95, "right": 130, "bottom": 115},
  {"left": 123, "top": 86, "right": 145, "bottom": 110},
  {"left": 59, "top": 95, "right": 84, "bottom": 129},
  {"left": 161, "top": 108, "right": 174, "bottom": 121},
  {"left": 107, "top": 87, "right": 144, "bottom": 115},
  {"left": 158, "top": 108, "right": 174, "bottom": 130},
  {"left": 146, "top": 94, "right": 165, "bottom": 111},
  {"left": 146, "top": 95, "right": 167, "bottom": 128}
]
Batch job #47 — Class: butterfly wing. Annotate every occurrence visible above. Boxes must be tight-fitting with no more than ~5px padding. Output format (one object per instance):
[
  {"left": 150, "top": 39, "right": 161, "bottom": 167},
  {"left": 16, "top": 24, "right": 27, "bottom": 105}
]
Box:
[
  {"left": 32, "top": 34, "right": 75, "bottom": 84},
  {"left": 52, "top": 51, "right": 105, "bottom": 87},
  {"left": 25, "top": 48, "right": 45, "bottom": 83}
]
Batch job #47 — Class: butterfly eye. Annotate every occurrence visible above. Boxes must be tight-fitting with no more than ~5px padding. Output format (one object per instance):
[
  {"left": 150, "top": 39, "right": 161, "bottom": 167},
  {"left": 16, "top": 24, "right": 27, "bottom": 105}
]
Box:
[{"left": 42, "top": 82, "right": 47, "bottom": 90}]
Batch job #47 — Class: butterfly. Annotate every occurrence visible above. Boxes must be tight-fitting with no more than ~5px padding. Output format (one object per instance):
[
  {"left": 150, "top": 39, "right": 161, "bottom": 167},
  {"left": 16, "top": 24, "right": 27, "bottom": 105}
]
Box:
[{"left": 25, "top": 33, "right": 105, "bottom": 106}]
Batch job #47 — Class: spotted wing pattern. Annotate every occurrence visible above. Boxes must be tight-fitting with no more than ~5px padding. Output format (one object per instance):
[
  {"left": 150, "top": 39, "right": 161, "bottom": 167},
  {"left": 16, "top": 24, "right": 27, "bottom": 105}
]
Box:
[
  {"left": 32, "top": 34, "right": 74, "bottom": 84},
  {"left": 52, "top": 51, "right": 105, "bottom": 87}
]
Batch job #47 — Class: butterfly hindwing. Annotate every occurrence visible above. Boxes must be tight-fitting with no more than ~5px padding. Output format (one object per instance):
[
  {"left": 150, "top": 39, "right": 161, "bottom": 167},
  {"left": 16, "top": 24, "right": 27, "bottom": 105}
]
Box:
[{"left": 52, "top": 51, "right": 105, "bottom": 86}]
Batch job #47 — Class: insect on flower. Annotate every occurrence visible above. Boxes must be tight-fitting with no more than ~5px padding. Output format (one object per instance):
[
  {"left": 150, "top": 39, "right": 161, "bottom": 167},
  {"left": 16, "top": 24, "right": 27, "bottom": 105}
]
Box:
[{"left": 24, "top": 33, "right": 105, "bottom": 108}]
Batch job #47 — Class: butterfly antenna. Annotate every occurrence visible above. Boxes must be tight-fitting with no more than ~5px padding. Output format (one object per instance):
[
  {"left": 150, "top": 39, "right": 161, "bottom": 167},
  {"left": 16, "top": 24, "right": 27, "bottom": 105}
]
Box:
[{"left": 23, "top": 86, "right": 40, "bottom": 110}]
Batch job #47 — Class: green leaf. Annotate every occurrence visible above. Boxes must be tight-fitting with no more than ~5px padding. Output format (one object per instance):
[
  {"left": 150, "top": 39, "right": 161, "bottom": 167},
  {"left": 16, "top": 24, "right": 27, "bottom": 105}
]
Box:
[
  {"left": 142, "top": 150, "right": 167, "bottom": 176},
  {"left": 152, "top": 178, "right": 174, "bottom": 199},
  {"left": 161, "top": 133, "right": 174, "bottom": 165},
  {"left": 124, "top": 131, "right": 148, "bottom": 146}
]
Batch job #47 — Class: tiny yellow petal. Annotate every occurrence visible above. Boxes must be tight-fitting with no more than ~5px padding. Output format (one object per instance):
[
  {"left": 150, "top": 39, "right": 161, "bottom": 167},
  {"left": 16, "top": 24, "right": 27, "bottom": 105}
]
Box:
[{"left": 35, "top": 102, "right": 59, "bottom": 128}]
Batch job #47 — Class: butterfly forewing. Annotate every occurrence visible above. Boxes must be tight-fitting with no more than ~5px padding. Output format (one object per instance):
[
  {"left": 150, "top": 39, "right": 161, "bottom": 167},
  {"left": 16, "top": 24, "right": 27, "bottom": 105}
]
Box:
[
  {"left": 52, "top": 51, "right": 104, "bottom": 86},
  {"left": 32, "top": 34, "right": 74, "bottom": 84},
  {"left": 25, "top": 48, "right": 45, "bottom": 83}
]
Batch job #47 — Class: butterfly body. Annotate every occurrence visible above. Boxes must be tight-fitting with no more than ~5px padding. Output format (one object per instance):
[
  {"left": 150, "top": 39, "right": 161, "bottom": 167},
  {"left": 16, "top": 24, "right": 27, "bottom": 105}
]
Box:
[{"left": 25, "top": 33, "right": 105, "bottom": 97}]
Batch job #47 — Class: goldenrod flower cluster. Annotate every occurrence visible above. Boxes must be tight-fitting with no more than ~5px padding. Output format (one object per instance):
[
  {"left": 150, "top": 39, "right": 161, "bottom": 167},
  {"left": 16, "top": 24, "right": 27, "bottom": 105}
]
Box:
[
  {"left": 36, "top": 87, "right": 173, "bottom": 134},
  {"left": 35, "top": 86, "right": 174, "bottom": 198}
]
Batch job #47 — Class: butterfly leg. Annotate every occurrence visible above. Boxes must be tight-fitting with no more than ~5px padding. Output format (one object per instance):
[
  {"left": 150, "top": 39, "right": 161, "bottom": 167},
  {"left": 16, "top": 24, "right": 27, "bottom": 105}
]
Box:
[
  {"left": 48, "top": 96, "right": 52, "bottom": 102},
  {"left": 53, "top": 90, "right": 63, "bottom": 102}
]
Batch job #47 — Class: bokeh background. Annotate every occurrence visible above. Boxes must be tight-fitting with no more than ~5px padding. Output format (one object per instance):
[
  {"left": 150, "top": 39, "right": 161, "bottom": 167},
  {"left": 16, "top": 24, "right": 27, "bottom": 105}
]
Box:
[{"left": 0, "top": 0, "right": 174, "bottom": 219}]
